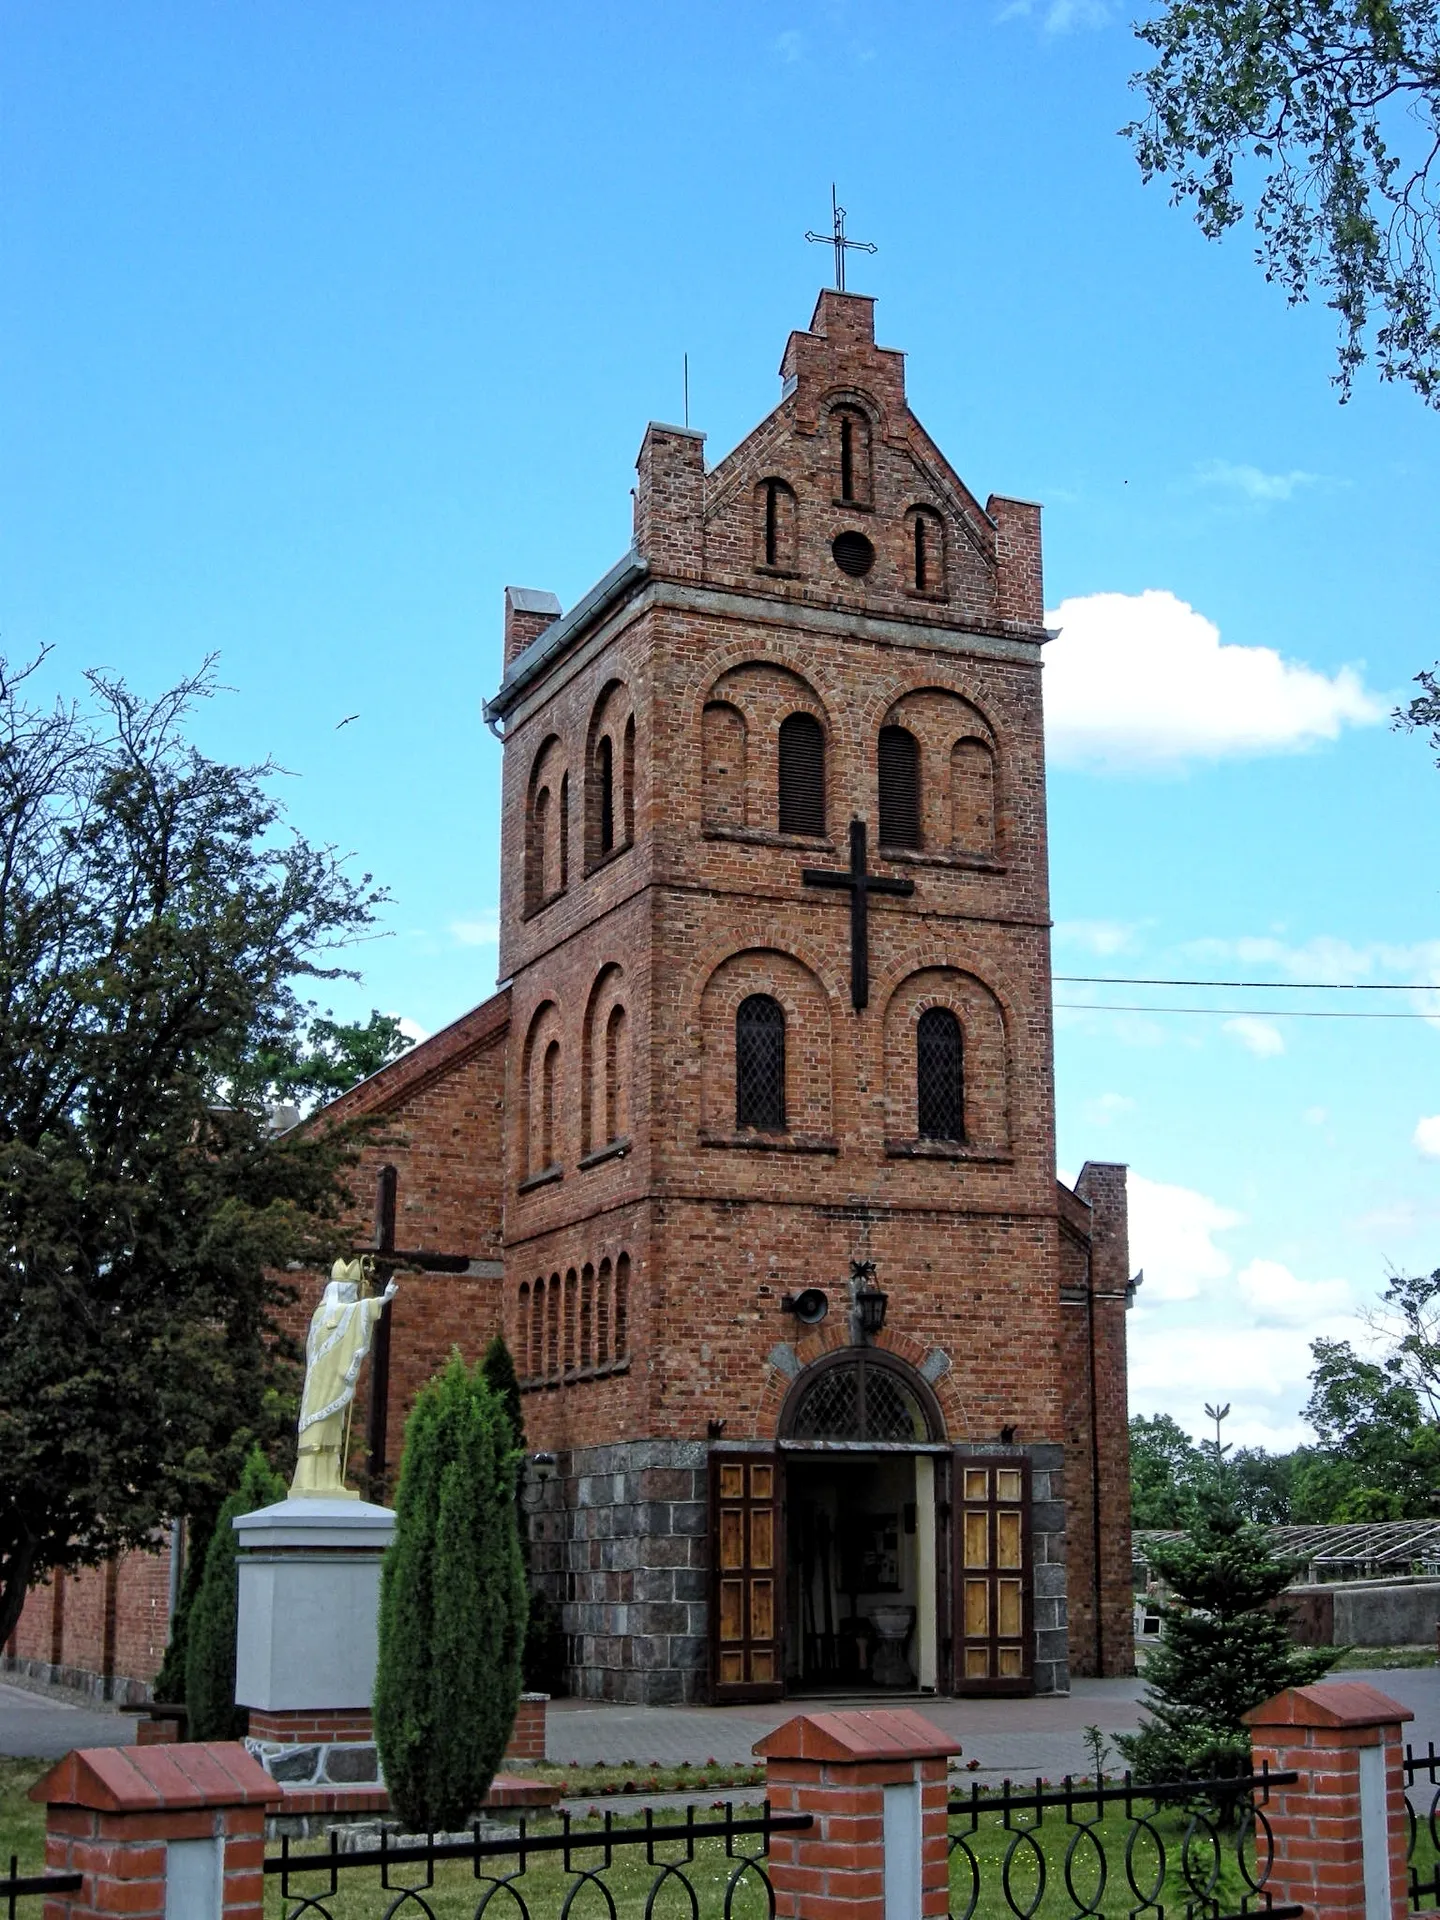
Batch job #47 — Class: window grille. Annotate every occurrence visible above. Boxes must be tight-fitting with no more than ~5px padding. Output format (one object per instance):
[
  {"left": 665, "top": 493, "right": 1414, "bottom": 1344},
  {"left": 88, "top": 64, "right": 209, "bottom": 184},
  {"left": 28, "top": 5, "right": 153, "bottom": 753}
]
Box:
[
  {"left": 917, "top": 1007, "right": 964, "bottom": 1142},
  {"left": 736, "top": 994, "right": 786, "bottom": 1132},
  {"left": 778, "top": 713, "right": 825, "bottom": 837},
  {"left": 787, "top": 1356, "right": 933, "bottom": 1442},
  {"left": 878, "top": 725, "right": 921, "bottom": 848}
]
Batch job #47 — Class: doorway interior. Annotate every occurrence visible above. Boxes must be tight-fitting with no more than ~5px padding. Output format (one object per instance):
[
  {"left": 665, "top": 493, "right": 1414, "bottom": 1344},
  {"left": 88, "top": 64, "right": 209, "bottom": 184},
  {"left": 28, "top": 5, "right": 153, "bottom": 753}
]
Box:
[{"left": 784, "top": 1449, "right": 940, "bottom": 1693}]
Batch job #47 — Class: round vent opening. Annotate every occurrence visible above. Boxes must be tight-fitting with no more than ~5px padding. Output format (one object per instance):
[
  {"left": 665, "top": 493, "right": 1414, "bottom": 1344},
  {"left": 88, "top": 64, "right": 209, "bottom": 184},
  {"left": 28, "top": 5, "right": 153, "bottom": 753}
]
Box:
[{"left": 832, "top": 530, "right": 875, "bottom": 578}]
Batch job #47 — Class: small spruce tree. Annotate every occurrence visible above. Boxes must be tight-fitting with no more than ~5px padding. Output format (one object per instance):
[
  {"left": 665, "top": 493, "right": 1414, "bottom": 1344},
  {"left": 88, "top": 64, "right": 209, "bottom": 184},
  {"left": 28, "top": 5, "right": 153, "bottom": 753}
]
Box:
[
  {"left": 374, "top": 1352, "right": 527, "bottom": 1832},
  {"left": 1119, "top": 1469, "right": 1337, "bottom": 1782},
  {"left": 184, "top": 1449, "right": 286, "bottom": 1739},
  {"left": 480, "top": 1334, "right": 525, "bottom": 1451}
]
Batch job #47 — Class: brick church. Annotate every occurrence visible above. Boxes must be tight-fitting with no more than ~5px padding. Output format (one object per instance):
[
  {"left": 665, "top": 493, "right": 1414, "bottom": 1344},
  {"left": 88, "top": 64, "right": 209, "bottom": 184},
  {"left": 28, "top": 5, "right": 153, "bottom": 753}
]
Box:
[{"left": 5, "top": 289, "right": 1135, "bottom": 1708}]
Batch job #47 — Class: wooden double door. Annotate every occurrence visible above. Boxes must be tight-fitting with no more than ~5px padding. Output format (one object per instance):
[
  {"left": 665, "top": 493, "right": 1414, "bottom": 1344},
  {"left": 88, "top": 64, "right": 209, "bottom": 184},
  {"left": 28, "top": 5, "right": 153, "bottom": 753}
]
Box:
[{"left": 708, "top": 1448, "right": 1033, "bottom": 1703}]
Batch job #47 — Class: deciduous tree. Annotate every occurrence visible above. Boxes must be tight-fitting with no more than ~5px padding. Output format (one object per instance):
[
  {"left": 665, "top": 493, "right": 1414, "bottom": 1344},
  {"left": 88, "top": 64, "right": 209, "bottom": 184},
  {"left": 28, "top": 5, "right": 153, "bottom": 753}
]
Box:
[
  {"left": 1128, "top": 1, "right": 1440, "bottom": 401},
  {"left": 0, "top": 651, "right": 385, "bottom": 1650}
]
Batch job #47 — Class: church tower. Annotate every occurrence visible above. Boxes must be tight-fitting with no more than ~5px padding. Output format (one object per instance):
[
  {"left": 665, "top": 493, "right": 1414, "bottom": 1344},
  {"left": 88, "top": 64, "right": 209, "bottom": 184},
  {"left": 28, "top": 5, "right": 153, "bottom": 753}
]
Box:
[{"left": 484, "top": 291, "right": 1134, "bottom": 1704}]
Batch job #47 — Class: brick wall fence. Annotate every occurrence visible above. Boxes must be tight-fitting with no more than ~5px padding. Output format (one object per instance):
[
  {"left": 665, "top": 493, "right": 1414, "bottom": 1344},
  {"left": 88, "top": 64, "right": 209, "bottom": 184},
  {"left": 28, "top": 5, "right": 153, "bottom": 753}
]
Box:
[{"left": 24, "top": 1684, "right": 1417, "bottom": 1919}]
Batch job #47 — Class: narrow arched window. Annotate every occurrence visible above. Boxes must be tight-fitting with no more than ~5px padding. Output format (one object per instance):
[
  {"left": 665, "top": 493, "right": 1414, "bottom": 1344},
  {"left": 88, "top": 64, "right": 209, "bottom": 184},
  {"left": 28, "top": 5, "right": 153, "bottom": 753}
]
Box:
[
  {"left": 597, "top": 1256, "right": 613, "bottom": 1364},
  {"left": 604, "top": 1002, "right": 628, "bottom": 1142},
  {"left": 914, "top": 516, "right": 928, "bottom": 590},
  {"left": 541, "top": 1038, "right": 560, "bottom": 1168},
  {"left": 580, "top": 1263, "right": 594, "bottom": 1369},
  {"left": 778, "top": 712, "right": 825, "bottom": 837},
  {"left": 755, "top": 478, "right": 798, "bottom": 571},
  {"left": 834, "top": 409, "right": 871, "bottom": 504},
  {"left": 614, "top": 1252, "right": 630, "bottom": 1359},
  {"left": 546, "top": 1272, "right": 560, "bottom": 1376},
  {"left": 530, "top": 1279, "right": 545, "bottom": 1377},
  {"left": 531, "top": 787, "right": 551, "bottom": 907},
  {"left": 558, "top": 774, "right": 570, "bottom": 891},
  {"left": 878, "top": 726, "right": 921, "bottom": 849},
  {"left": 917, "top": 1008, "right": 964, "bottom": 1142},
  {"left": 598, "top": 735, "right": 615, "bottom": 854},
  {"left": 518, "top": 1283, "right": 532, "bottom": 1376},
  {"left": 564, "top": 1267, "right": 578, "bottom": 1373},
  {"left": 736, "top": 994, "right": 786, "bottom": 1132}
]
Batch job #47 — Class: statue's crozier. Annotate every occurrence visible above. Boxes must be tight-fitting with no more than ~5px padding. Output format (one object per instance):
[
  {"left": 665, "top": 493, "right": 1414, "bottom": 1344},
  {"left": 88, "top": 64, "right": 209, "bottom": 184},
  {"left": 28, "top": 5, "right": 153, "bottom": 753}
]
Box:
[{"left": 291, "top": 1258, "right": 396, "bottom": 1498}]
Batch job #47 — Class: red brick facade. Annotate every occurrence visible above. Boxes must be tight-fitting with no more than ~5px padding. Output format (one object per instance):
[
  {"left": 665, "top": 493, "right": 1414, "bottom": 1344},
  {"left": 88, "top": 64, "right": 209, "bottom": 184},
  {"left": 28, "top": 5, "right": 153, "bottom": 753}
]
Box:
[{"left": 5, "top": 290, "right": 1134, "bottom": 1707}]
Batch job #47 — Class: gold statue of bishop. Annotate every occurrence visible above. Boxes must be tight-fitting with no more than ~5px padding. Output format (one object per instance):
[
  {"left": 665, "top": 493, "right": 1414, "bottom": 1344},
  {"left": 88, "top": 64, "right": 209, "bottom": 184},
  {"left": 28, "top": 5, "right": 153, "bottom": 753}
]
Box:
[{"left": 291, "top": 1258, "right": 397, "bottom": 1499}]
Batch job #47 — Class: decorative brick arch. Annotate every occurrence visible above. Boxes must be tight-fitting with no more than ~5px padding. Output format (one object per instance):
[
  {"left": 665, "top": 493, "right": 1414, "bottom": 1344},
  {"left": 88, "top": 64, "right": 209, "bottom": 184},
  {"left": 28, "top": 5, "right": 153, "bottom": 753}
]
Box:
[
  {"left": 755, "top": 1329, "right": 967, "bottom": 1443},
  {"left": 520, "top": 997, "right": 565, "bottom": 1178},
  {"left": 580, "top": 961, "right": 629, "bottom": 1156},
  {"left": 880, "top": 965, "right": 1012, "bottom": 1155},
  {"left": 701, "top": 660, "right": 834, "bottom": 841},
  {"left": 584, "top": 679, "right": 635, "bottom": 870},
  {"left": 696, "top": 947, "right": 835, "bottom": 1140}
]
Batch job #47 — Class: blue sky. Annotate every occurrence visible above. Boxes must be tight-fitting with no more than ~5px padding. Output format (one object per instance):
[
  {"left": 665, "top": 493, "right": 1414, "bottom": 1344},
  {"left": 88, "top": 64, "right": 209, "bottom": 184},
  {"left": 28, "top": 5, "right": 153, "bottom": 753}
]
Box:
[{"left": 4, "top": 1, "right": 1439, "bottom": 1449}]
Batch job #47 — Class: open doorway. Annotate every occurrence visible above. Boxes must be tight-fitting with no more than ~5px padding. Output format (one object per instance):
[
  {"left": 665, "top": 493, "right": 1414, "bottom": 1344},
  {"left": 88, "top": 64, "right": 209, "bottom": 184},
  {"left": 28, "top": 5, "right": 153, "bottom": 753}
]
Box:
[{"left": 785, "top": 1451, "right": 940, "bottom": 1693}]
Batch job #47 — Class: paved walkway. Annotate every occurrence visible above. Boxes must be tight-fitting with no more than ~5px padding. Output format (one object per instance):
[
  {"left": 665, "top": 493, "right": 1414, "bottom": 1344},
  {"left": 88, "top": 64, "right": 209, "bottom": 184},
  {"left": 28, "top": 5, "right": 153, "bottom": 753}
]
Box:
[
  {"left": 5, "top": 1668, "right": 1437, "bottom": 1783},
  {"left": 0, "top": 1680, "right": 138, "bottom": 1761}
]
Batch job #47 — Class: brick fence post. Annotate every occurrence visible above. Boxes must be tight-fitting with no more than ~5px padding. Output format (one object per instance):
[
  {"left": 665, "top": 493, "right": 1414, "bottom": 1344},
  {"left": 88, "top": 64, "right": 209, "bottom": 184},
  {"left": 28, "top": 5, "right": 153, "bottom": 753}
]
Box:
[
  {"left": 755, "top": 1708, "right": 959, "bottom": 1920},
  {"left": 29, "top": 1742, "right": 280, "bottom": 1919},
  {"left": 1244, "top": 1681, "right": 1412, "bottom": 1920}
]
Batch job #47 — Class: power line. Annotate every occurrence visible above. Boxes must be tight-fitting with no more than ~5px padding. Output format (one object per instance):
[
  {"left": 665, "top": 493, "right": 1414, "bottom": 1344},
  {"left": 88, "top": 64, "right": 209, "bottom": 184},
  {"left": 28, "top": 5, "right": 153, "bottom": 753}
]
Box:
[
  {"left": 1055, "top": 975, "right": 1435, "bottom": 993},
  {"left": 1054, "top": 1002, "right": 1437, "bottom": 1020}
]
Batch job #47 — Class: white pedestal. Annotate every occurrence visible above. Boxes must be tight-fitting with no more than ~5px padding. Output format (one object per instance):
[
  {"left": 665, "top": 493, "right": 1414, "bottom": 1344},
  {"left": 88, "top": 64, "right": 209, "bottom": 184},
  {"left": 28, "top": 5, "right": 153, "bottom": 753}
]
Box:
[{"left": 233, "top": 1496, "right": 395, "bottom": 1712}]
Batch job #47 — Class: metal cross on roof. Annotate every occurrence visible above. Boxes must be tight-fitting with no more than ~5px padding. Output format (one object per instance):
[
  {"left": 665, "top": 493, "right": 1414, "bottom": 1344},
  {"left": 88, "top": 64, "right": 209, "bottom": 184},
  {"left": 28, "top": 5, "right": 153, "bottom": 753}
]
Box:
[{"left": 806, "top": 185, "right": 877, "bottom": 293}]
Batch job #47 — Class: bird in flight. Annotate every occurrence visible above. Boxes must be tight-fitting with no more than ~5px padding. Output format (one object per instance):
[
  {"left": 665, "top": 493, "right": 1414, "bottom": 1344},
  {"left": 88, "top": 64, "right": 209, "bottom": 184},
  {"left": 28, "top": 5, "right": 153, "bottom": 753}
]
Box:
[{"left": 336, "top": 714, "right": 360, "bottom": 730}]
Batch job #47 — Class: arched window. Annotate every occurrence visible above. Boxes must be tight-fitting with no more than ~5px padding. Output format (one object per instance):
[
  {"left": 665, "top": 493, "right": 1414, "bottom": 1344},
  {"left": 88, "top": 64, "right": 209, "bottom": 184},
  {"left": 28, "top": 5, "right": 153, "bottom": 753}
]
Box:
[
  {"left": 878, "top": 726, "right": 921, "bottom": 849},
  {"left": 917, "top": 1007, "right": 964, "bottom": 1142},
  {"left": 614, "top": 1252, "right": 630, "bottom": 1359},
  {"left": 756, "top": 478, "right": 798, "bottom": 570},
  {"left": 530, "top": 1279, "right": 545, "bottom": 1378},
  {"left": 563, "top": 1267, "right": 578, "bottom": 1373},
  {"left": 736, "top": 994, "right": 786, "bottom": 1132},
  {"left": 525, "top": 737, "right": 568, "bottom": 914},
  {"left": 908, "top": 507, "right": 945, "bottom": 594},
  {"left": 781, "top": 1350, "right": 944, "bottom": 1443},
  {"left": 604, "top": 1002, "right": 628, "bottom": 1143},
  {"left": 834, "top": 408, "right": 871, "bottom": 505},
  {"left": 541, "top": 1038, "right": 560, "bottom": 1169},
  {"left": 546, "top": 1272, "right": 560, "bottom": 1377},
  {"left": 597, "top": 1256, "right": 613, "bottom": 1364},
  {"left": 518, "top": 1282, "right": 532, "bottom": 1377},
  {"left": 777, "top": 712, "right": 825, "bottom": 837},
  {"left": 598, "top": 735, "right": 614, "bottom": 854},
  {"left": 558, "top": 774, "right": 570, "bottom": 891},
  {"left": 580, "top": 1263, "right": 594, "bottom": 1369}
]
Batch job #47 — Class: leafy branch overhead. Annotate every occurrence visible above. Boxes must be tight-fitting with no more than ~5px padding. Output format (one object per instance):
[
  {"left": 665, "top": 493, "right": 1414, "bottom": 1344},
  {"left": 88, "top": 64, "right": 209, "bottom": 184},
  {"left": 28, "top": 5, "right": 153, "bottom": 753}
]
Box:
[
  {"left": 0, "top": 650, "right": 390, "bottom": 1651},
  {"left": 1128, "top": 1, "right": 1440, "bottom": 401}
]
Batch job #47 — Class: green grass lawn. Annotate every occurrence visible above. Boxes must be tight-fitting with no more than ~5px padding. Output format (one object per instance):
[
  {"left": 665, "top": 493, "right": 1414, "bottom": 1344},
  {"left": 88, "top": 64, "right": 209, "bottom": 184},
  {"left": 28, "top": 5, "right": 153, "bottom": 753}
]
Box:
[
  {"left": 0, "top": 1759, "right": 46, "bottom": 1882},
  {"left": 1329, "top": 1645, "right": 1439, "bottom": 1671}
]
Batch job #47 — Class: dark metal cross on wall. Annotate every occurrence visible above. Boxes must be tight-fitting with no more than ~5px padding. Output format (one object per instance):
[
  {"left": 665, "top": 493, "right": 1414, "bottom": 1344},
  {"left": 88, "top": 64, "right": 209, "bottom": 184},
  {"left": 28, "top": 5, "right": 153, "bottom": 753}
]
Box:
[
  {"left": 358, "top": 1164, "right": 472, "bottom": 1501},
  {"left": 803, "top": 820, "right": 915, "bottom": 1011},
  {"left": 805, "top": 184, "right": 877, "bottom": 293}
]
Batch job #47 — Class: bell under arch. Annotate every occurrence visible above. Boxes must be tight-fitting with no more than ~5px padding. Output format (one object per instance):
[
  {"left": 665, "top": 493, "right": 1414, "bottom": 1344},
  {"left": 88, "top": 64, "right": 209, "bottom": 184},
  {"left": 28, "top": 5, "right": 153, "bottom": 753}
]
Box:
[{"left": 779, "top": 1348, "right": 946, "bottom": 1445}]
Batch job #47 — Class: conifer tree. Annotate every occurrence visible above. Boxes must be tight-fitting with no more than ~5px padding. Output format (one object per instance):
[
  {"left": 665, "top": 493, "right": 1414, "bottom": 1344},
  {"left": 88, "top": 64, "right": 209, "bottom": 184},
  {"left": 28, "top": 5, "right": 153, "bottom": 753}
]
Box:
[
  {"left": 374, "top": 1353, "right": 527, "bottom": 1832},
  {"left": 481, "top": 1334, "right": 525, "bottom": 1452},
  {"left": 184, "top": 1448, "right": 286, "bottom": 1739},
  {"left": 1119, "top": 1419, "right": 1337, "bottom": 1782}
]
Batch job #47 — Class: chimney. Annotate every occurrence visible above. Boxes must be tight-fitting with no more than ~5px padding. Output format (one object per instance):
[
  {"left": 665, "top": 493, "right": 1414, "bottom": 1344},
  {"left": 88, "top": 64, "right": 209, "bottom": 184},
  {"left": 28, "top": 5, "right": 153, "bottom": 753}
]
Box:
[
  {"left": 504, "top": 586, "right": 562, "bottom": 669},
  {"left": 633, "top": 424, "right": 705, "bottom": 582}
]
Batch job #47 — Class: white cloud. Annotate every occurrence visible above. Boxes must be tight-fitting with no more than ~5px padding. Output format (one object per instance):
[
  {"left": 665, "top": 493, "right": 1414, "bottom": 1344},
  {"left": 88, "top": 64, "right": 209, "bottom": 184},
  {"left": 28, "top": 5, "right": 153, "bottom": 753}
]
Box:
[
  {"left": 1416, "top": 1116, "right": 1440, "bottom": 1158},
  {"left": 1237, "top": 1258, "right": 1351, "bottom": 1326},
  {"left": 390, "top": 1013, "right": 430, "bottom": 1045},
  {"left": 1128, "top": 1172, "right": 1241, "bottom": 1302},
  {"left": 1196, "top": 460, "right": 1321, "bottom": 504},
  {"left": 1224, "top": 1015, "right": 1286, "bottom": 1058},
  {"left": 999, "top": 0, "right": 1114, "bottom": 25},
  {"left": 1054, "top": 918, "right": 1141, "bottom": 956},
  {"left": 450, "top": 911, "right": 500, "bottom": 947},
  {"left": 773, "top": 28, "right": 803, "bottom": 60},
  {"left": 1084, "top": 1091, "right": 1137, "bottom": 1125},
  {"left": 1044, "top": 590, "right": 1383, "bottom": 771}
]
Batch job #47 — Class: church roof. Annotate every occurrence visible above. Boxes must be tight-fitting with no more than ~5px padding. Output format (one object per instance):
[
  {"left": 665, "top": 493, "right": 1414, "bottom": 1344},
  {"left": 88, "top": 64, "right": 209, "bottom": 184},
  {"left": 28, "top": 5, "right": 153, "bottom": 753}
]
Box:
[{"left": 307, "top": 987, "right": 510, "bottom": 1125}]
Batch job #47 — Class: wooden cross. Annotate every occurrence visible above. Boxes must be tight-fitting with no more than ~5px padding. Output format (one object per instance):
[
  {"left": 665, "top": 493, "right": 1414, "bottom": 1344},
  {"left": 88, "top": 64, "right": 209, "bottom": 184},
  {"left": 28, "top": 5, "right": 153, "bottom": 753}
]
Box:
[
  {"left": 803, "top": 820, "right": 914, "bottom": 1011},
  {"left": 359, "top": 1164, "right": 472, "bottom": 1501},
  {"left": 805, "top": 184, "right": 877, "bottom": 293}
]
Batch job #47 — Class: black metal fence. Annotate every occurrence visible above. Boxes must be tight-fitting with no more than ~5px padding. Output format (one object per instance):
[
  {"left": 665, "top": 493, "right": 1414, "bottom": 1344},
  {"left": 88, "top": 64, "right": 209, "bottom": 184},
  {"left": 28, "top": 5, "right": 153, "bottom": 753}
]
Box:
[
  {"left": 947, "top": 1767, "right": 1302, "bottom": 1920},
  {"left": 1405, "top": 1742, "right": 1440, "bottom": 1908},
  {"left": 2, "top": 1852, "right": 82, "bottom": 1920},
  {"left": 266, "top": 1801, "right": 810, "bottom": 1920}
]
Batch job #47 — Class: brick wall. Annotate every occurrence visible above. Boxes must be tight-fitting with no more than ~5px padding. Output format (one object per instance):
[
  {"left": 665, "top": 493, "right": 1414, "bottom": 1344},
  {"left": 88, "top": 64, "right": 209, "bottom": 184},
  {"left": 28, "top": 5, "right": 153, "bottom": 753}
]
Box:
[{"left": 5, "top": 1538, "right": 173, "bottom": 1705}]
